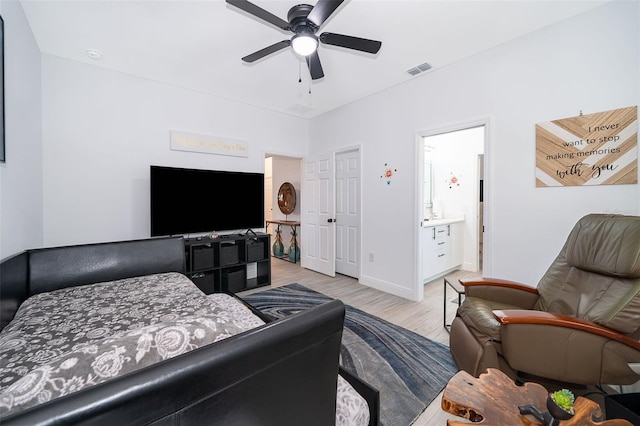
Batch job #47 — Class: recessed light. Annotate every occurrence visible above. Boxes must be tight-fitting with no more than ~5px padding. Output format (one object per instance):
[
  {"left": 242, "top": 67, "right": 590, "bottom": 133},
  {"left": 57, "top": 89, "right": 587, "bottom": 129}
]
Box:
[{"left": 86, "top": 49, "right": 103, "bottom": 60}]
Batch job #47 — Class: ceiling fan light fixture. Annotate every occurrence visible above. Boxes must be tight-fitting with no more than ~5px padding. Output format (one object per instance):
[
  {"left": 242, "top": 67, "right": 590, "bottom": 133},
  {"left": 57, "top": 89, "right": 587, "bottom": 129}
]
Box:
[
  {"left": 291, "top": 32, "right": 318, "bottom": 56},
  {"left": 226, "top": 0, "right": 382, "bottom": 80}
]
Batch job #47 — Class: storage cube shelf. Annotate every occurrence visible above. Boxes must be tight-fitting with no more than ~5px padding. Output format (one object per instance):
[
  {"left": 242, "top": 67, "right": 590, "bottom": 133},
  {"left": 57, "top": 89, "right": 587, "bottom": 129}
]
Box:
[
  {"left": 223, "top": 267, "right": 246, "bottom": 293},
  {"left": 220, "top": 243, "right": 240, "bottom": 266},
  {"left": 185, "top": 233, "right": 270, "bottom": 294},
  {"left": 192, "top": 245, "right": 215, "bottom": 270},
  {"left": 246, "top": 240, "right": 265, "bottom": 262}
]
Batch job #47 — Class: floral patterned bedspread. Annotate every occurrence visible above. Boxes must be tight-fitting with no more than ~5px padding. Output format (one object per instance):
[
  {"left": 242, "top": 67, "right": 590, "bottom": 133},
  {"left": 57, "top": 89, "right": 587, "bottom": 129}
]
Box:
[
  {"left": 0, "top": 272, "right": 264, "bottom": 416},
  {"left": 0, "top": 272, "right": 369, "bottom": 425}
]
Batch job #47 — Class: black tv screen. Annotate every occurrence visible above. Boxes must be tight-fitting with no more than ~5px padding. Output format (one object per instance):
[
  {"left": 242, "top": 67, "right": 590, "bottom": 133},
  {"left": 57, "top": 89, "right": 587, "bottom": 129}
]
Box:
[{"left": 150, "top": 165, "right": 264, "bottom": 236}]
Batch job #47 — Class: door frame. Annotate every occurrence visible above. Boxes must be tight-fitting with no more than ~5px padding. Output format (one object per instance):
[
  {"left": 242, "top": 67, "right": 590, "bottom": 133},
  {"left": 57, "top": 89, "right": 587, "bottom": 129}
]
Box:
[{"left": 414, "top": 119, "right": 491, "bottom": 301}]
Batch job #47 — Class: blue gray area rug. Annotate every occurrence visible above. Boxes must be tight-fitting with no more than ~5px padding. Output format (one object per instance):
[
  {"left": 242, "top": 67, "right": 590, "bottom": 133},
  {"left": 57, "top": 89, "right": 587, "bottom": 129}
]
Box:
[{"left": 241, "top": 283, "right": 458, "bottom": 425}]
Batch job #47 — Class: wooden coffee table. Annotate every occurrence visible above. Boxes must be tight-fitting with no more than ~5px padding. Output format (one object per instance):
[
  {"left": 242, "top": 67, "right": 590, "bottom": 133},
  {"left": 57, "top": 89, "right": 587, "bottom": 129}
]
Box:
[{"left": 441, "top": 369, "right": 632, "bottom": 425}]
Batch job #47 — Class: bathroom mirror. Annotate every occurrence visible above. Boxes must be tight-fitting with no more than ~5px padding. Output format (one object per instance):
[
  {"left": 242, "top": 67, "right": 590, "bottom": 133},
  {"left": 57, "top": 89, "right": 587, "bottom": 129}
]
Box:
[
  {"left": 277, "top": 182, "right": 296, "bottom": 215},
  {"left": 424, "top": 160, "right": 433, "bottom": 209}
]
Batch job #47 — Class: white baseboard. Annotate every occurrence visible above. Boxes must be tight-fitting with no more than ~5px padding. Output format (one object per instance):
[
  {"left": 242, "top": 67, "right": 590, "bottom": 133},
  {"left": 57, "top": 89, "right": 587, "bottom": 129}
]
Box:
[
  {"left": 422, "top": 266, "right": 460, "bottom": 287},
  {"left": 462, "top": 261, "right": 479, "bottom": 272},
  {"left": 358, "top": 274, "right": 418, "bottom": 301}
]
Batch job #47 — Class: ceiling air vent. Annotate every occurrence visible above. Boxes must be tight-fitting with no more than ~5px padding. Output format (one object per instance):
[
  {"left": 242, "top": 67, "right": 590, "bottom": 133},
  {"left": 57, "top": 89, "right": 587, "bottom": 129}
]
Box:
[
  {"left": 407, "top": 62, "right": 432, "bottom": 76},
  {"left": 286, "top": 103, "right": 315, "bottom": 114}
]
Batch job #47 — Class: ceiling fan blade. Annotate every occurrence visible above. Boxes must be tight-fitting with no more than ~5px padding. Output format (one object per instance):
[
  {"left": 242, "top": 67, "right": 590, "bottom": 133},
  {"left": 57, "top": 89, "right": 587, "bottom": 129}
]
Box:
[
  {"left": 306, "top": 51, "right": 325, "bottom": 80},
  {"left": 307, "top": 0, "right": 344, "bottom": 28},
  {"left": 242, "top": 40, "right": 291, "bottom": 63},
  {"left": 226, "top": 0, "right": 290, "bottom": 31},
  {"left": 320, "top": 32, "right": 381, "bottom": 54}
]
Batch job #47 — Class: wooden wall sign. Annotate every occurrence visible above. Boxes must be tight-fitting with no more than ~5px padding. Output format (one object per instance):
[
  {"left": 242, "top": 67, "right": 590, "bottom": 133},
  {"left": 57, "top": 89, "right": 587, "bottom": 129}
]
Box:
[
  {"left": 535, "top": 106, "right": 637, "bottom": 187},
  {"left": 170, "top": 130, "right": 248, "bottom": 158}
]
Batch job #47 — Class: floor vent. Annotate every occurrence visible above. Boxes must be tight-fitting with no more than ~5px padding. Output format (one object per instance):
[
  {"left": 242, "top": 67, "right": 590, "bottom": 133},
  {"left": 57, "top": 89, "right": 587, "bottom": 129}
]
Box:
[{"left": 407, "top": 62, "right": 433, "bottom": 76}]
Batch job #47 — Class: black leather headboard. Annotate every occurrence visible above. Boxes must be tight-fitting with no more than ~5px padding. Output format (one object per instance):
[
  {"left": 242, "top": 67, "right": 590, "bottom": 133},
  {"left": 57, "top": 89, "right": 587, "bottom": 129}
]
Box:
[
  {"left": 0, "top": 251, "right": 29, "bottom": 330},
  {"left": 28, "top": 237, "right": 185, "bottom": 295},
  {"left": 1, "top": 237, "right": 186, "bottom": 330}
]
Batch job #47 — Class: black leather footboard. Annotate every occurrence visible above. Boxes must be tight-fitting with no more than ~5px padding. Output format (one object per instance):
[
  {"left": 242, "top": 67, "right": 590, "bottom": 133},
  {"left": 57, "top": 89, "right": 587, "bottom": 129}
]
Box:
[
  {"left": 237, "top": 297, "right": 381, "bottom": 425},
  {"left": 1, "top": 299, "right": 346, "bottom": 426}
]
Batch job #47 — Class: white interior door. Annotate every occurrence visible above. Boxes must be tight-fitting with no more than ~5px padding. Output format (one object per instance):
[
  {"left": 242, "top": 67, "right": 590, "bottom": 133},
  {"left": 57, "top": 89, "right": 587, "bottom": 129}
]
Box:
[
  {"left": 335, "top": 150, "right": 360, "bottom": 278},
  {"left": 301, "top": 153, "right": 335, "bottom": 276}
]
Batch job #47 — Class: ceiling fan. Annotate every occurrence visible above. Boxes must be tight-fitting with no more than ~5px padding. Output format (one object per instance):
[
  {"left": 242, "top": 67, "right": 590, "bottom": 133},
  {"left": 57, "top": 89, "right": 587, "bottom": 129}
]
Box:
[{"left": 226, "top": 0, "right": 382, "bottom": 80}]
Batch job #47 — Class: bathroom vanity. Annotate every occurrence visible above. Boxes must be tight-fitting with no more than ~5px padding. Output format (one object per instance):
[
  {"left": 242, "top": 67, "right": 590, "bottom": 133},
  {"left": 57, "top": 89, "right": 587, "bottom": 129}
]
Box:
[{"left": 422, "top": 217, "right": 464, "bottom": 283}]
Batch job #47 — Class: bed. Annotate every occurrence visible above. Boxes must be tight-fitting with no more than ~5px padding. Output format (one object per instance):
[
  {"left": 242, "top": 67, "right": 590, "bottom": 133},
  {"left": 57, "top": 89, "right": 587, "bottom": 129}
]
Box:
[{"left": 0, "top": 236, "right": 378, "bottom": 425}]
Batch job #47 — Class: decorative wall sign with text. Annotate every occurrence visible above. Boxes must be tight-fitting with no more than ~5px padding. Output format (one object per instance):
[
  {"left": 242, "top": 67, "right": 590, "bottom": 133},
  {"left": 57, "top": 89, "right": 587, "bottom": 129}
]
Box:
[
  {"left": 170, "top": 130, "right": 248, "bottom": 158},
  {"left": 535, "top": 106, "right": 637, "bottom": 187}
]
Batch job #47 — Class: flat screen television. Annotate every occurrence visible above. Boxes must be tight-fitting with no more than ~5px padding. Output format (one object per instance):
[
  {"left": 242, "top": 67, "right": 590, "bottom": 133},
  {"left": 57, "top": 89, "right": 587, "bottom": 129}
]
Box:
[{"left": 150, "top": 165, "right": 264, "bottom": 237}]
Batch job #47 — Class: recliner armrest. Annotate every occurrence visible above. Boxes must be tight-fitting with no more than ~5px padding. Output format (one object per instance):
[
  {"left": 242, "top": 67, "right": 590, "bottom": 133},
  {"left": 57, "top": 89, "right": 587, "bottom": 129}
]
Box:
[
  {"left": 493, "top": 310, "right": 640, "bottom": 351},
  {"left": 460, "top": 277, "right": 537, "bottom": 291},
  {"left": 493, "top": 309, "right": 640, "bottom": 385},
  {"left": 459, "top": 278, "right": 539, "bottom": 309}
]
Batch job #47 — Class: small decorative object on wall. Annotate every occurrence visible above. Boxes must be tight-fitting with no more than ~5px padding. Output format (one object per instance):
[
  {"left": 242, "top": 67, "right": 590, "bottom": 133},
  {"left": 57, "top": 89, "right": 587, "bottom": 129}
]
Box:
[
  {"left": 447, "top": 173, "right": 461, "bottom": 189},
  {"left": 380, "top": 163, "right": 398, "bottom": 185},
  {"left": 277, "top": 182, "right": 296, "bottom": 215},
  {"left": 535, "top": 106, "right": 637, "bottom": 187},
  {"left": 170, "top": 130, "right": 248, "bottom": 158},
  {"left": 1, "top": 15, "right": 5, "bottom": 163}
]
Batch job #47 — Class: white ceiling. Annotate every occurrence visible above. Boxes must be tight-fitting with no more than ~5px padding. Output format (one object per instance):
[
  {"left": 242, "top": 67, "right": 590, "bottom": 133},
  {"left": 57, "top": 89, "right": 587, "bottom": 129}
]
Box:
[{"left": 20, "top": 0, "right": 608, "bottom": 119}]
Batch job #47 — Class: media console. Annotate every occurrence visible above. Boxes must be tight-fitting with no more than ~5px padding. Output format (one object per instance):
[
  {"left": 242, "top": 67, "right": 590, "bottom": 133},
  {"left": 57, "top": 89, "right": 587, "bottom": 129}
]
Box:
[{"left": 184, "top": 233, "right": 271, "bottom": 294}]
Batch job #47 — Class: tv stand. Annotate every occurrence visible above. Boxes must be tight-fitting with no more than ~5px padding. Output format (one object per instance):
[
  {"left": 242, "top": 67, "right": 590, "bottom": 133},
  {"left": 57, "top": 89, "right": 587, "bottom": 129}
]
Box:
[
  {"left": 244, "top": 228, "right": 257, "bottom": 236},
  {"left": 266, "top": 220, "right": 301, "bottom": 264},
  {"left": 183, "top": 233, "right": 271, "bottom": 295}
]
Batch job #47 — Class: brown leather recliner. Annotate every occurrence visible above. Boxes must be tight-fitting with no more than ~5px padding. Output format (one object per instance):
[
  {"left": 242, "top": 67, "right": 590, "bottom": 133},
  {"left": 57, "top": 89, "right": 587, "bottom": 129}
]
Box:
[{"left": 449, "top": 213, "right": 640, "bottom": 386}]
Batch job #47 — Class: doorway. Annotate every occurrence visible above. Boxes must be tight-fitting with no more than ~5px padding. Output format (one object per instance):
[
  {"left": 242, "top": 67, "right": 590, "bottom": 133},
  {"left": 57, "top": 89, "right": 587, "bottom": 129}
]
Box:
[
  {"left": 264, "top": 155, "right": 302, "bottom": 260},
  {"left": 417, "top": 123, "right": 488, "bottom": 300}
]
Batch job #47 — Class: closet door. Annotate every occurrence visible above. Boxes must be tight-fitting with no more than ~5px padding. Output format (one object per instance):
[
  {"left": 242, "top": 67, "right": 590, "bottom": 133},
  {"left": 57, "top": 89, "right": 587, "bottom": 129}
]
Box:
[
  {"left": 301, "top": 152, "right": 335, "bottom": 277},
  {"left": 335, "top": 150, "right": 360, "bottom": 279}
]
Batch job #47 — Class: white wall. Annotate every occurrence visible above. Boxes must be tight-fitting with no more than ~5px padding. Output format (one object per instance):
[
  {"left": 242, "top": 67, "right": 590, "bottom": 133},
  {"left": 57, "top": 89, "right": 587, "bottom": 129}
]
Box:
[
  {"left": 41, "top": 56, "right": 309, "bottom": 247},
  {"left": 0, "top": 0, "right": 43, "bottom": 259},
  {"left": 309, "top": 1, "right": 639, "bottom": 300}
]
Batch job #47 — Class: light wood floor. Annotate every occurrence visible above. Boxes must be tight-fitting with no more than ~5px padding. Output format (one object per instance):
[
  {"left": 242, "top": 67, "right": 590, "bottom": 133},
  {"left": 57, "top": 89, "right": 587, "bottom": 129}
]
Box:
[{"left": 241, "top": 258, "right": 481, "bottom": 425}]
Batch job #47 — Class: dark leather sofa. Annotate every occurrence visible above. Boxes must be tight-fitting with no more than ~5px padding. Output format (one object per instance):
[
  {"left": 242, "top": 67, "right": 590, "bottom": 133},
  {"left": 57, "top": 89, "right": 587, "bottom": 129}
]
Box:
[{"left": 0, "top": 237, "right": 347, "bottom": 425}]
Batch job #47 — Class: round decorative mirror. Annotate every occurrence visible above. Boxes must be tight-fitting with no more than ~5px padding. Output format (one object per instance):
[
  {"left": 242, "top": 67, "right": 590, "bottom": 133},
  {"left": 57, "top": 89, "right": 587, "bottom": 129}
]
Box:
[{"left": 277, "top": 182, "right": 296, "bottom": 215}]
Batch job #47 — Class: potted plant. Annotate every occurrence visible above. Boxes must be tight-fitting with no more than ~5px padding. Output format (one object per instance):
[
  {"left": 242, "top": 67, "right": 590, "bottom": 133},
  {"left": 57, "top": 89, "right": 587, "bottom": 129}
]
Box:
[
  {"left": 519, "top": 388, "right": 575, "bottom": 426},
  {"left": 548, "top": 389, "right": 575, "bottom": 420}
]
